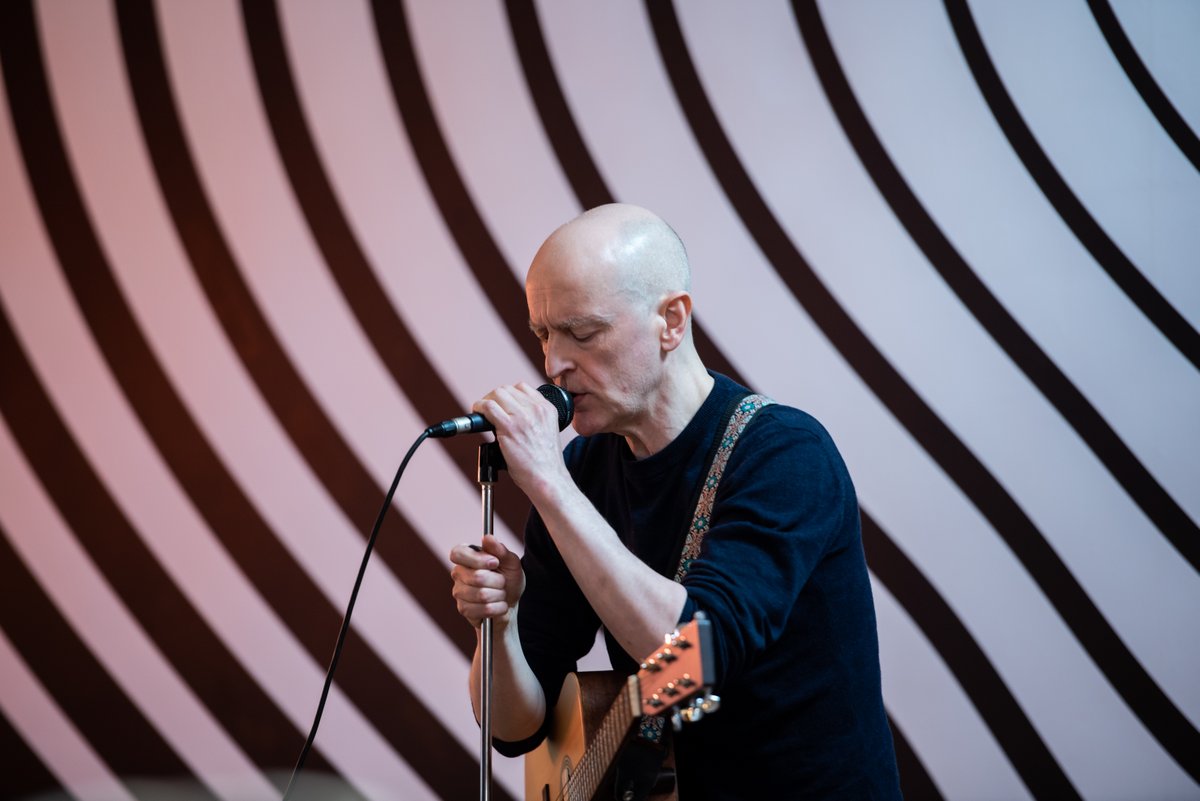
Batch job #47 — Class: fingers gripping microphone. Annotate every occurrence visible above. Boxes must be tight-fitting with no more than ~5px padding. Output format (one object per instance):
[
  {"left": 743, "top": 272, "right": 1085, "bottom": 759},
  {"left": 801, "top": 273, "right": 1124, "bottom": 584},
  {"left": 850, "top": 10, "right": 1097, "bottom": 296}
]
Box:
[
  {"left": 425, "top": 384, "right": 574, "bottom": 438},
  {"left": 535, "top": 384, "right": 575, "bottom": 430}
]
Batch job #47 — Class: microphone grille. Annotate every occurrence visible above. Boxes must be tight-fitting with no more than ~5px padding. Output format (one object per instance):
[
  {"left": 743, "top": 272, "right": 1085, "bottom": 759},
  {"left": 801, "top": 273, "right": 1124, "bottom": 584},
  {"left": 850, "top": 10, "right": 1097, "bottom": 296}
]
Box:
[{"left": 537, "top": 384, "right": 574, "bottom": 431}]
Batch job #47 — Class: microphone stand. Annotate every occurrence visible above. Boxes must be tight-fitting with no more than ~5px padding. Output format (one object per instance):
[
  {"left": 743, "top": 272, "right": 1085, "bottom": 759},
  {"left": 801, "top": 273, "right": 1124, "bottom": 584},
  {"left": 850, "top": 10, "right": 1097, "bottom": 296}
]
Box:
[{"left": 476, "top": 441, "right": 506, "bottom": 801}]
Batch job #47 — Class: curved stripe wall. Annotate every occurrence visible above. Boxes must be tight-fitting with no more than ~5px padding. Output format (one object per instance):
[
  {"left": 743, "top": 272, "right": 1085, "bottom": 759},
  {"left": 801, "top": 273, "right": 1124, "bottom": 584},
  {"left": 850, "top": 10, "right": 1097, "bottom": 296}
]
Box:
[{"left": 0, "top": 1, "right": 1196, "bottom": 799}]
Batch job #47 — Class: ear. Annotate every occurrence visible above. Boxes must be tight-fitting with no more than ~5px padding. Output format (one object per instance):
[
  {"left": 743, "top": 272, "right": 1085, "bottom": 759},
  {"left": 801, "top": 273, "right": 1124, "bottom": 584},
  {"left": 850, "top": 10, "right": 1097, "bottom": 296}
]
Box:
[{"left": 659, "top": 291, "right": 692, "bottom": 352}]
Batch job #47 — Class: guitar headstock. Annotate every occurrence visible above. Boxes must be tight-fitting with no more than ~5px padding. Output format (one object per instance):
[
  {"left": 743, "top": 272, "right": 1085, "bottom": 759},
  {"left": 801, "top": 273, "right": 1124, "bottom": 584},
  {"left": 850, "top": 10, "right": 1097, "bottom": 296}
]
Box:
[{"left": 635, "top": 611, "right": 719, "bottom": 725}]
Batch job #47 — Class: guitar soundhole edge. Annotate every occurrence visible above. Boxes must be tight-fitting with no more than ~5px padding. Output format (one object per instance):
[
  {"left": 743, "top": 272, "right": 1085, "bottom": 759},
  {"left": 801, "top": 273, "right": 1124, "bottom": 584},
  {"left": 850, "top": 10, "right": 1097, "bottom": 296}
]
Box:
[{"left": 559, "top": 754, "right": 572, "bottom": 800}]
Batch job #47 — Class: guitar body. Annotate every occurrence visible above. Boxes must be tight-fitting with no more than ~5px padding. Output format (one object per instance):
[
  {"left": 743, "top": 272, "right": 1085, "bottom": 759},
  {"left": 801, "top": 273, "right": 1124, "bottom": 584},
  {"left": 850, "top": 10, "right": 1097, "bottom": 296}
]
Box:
[{"left": 525, "top": 671, "right": 677, "bottom": 801}]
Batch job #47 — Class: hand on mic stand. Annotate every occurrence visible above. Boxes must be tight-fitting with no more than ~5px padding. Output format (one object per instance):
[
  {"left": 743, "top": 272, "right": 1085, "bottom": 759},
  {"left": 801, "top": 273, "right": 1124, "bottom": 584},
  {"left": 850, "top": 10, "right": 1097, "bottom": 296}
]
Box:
[{"left": 432, "top": 382, "right": 572, "bottom": 801}]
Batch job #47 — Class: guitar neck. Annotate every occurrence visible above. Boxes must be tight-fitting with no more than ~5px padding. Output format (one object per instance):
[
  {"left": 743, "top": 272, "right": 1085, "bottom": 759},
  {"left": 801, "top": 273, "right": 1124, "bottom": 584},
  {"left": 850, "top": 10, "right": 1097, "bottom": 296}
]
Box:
[{"left": 559, "top": 675, "right": 640, "bottom": 800}]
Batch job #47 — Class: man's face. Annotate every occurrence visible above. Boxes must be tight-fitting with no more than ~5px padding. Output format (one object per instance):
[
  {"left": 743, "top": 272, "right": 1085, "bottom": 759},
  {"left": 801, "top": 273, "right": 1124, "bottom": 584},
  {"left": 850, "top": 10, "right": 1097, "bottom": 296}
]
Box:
[{"left": 526, "top": 262, "right": 663, "bottom": 439}]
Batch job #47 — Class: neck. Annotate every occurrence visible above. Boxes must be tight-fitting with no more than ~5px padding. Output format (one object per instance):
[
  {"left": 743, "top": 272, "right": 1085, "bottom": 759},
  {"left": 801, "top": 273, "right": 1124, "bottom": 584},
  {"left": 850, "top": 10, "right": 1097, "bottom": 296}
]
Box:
[{"left": 623, "top": 360, "right": 714, "bottom": 459}]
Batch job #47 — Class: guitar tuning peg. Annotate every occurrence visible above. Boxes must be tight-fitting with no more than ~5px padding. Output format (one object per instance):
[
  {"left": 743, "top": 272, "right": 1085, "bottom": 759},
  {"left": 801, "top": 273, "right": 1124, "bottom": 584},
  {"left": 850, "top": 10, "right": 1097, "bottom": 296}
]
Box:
[
  {"left": 641, "top": 656, "right": 663, "bottom": 672},
  {"left": 699, "top": 693, "right": 721, "bottom": 715},
  {"left": 675, "top": 693, "right": 722, "bottom": 727}
]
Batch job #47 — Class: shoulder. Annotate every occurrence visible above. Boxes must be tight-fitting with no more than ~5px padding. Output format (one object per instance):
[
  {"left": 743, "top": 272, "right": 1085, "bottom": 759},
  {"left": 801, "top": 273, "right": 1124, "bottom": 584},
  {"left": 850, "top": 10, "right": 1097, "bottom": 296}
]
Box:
[
  {"left": 734, "top": 401, "right": 845, "bottom": 468},
  {"left": 719, "top": 400, "right": 857, "bottom": 519},
  {"left": 711, "top": 376, "right": 837, "bottom": 450}
]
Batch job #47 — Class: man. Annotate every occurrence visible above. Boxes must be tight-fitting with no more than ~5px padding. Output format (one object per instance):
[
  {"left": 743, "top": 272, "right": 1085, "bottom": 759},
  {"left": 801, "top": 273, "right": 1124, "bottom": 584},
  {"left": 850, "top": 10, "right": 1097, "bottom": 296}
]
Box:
[{"left": 449, "top": 204, "right": 901, "bottom": 799}]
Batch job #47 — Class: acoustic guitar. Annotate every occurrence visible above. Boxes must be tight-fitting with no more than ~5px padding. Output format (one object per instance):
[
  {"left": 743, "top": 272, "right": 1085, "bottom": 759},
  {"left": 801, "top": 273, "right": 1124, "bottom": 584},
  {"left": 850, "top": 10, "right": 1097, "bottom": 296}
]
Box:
[{"left": 525, "top": 614, "right": 718, "bottom": 801}]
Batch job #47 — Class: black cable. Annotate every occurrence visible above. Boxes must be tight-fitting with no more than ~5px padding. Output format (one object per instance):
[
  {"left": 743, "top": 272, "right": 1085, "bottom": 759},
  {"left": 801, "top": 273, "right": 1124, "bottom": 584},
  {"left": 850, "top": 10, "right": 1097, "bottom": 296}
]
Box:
[{"left": 282, "top": 429, "right": 430, "bottom": 800}]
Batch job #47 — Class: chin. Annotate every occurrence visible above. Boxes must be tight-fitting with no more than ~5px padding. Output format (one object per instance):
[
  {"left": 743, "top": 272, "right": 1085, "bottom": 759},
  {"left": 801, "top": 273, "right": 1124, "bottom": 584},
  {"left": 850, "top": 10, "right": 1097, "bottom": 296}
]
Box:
[
  {"left": 570, "top": 415, "right": 596, "bottom": 437},
  {"left": 568, "top": 410, "right": 608, "bottom": 438}
]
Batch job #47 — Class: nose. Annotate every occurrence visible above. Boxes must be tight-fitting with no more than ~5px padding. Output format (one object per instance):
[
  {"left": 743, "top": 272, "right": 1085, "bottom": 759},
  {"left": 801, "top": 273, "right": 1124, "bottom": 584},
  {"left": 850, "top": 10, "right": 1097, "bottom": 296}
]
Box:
[{"left": 543, "top": 336, "right": 572, "bottom": 382}]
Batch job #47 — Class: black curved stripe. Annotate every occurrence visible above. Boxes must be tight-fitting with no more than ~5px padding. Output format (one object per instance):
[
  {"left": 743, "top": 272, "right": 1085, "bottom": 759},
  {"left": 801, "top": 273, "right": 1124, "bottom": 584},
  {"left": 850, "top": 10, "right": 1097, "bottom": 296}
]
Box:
[
  {"left": 646, "top": 0, "right": 1200, "bottom": 784},
  {"left": 0, "top": 527, "right": 186, "bottom": 793},
  {"left": 942, "top": 0, "right": 1200, "bottom": 372},
  {"left": 505, "top": 0, "right": 614, "bottom": 210},
  {"left": 862, "top": 517, "right": 1079, "bottom": 798},
  {"left": 240, "top": 0, "right": 531, "bottom": 538},
  {"left": 503, "top": 5, "right": 1055, "bottom": 793},
  {"left": 502, "top": 0, "right": 753, "bottom": 409},
  {"left": 504, "top": 0, "right": 754, "bottom": 404},
  {"left": 0, "top": 4, "right": 326, "bottom": 784},
  {"left": 508, "top": 0, "right": 742, "bottom": 370},
  {"left": 1, "top": 310, "right": 315, "bottom": 784},
  {"left": 792, "top": 0, "right": 1200, "bottom": 576},
  {"left": 505, "top": 0, "right": 750, "bottom": 410},
  {"left": 1087, "top": 0, "right": 1200, "bottom": 174},
  {"left": 112, "top": 0, "right": 474, "bottom": 664},
  {"left": 6, "top": 1, "right": 478, "bottom": 793},
  {"left": 370, "top": 0, "right": 545, "bottom": 375},
  {"left": 0, "top": 709, "right": 62, "bottom": 800},
  {"left": 111, "top": 3, "right": 501, "bottom": 795},
  {"left": 885, "top": 714, "right": 945, "bottom": 801}
]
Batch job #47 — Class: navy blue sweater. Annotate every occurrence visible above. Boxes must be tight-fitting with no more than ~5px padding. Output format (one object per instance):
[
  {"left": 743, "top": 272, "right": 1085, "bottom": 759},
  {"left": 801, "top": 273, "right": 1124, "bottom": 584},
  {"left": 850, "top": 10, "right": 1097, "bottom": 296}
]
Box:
[{"left": 497, "top": 374, "right": 901, "bottom": 799}]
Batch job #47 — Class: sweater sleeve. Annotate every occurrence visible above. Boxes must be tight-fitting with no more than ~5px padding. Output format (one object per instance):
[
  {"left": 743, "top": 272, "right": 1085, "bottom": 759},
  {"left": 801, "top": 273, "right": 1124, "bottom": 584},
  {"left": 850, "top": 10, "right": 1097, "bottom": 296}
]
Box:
[{"left": 677, "top": 406, "right": 857, "bottom": 690}]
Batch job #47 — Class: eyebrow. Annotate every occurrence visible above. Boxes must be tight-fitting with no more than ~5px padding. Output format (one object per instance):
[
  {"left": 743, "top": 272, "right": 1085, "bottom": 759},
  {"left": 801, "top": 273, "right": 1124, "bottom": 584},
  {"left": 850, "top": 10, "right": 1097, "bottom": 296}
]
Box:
[{"left": 528, "top": 314, "right": 613, "bottom": 334}]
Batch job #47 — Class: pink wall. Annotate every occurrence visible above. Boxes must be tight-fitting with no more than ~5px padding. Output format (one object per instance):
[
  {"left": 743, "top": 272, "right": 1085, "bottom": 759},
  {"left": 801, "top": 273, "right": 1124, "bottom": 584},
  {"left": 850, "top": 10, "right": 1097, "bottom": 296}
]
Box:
[{"left": 1, "top": 1, "right": 1197, "bottom": 798}]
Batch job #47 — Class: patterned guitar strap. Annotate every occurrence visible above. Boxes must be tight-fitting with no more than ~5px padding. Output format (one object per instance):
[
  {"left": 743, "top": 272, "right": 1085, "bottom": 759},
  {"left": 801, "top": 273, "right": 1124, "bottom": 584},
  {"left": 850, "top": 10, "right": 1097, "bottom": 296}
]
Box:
[{"left": 637, "top": 392, "right": 775, "bottom": 745}]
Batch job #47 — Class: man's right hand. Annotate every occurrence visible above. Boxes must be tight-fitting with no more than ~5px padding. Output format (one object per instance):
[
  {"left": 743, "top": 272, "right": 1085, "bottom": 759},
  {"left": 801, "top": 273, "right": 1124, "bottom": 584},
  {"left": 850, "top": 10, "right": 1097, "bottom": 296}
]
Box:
[{"left": 449, "top": 534, "right": 525, "bottom": 629}]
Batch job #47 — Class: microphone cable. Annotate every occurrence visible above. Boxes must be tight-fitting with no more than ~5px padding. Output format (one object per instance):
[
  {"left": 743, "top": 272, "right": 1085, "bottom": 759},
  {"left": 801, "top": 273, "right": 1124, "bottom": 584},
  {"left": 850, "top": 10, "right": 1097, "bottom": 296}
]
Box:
[
  {"left": 281, "top": 428, "right": 429, "bottom": 801},
  {"left": 280, "top": 385, "right": 569, "bottom": 798}
]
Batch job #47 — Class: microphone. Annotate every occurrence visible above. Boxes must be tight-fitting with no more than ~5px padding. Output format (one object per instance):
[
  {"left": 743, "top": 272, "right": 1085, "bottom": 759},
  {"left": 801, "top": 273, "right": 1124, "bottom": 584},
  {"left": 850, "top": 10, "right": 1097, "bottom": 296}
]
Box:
[{"left": 425, "top": 384, "right": 574, "bottom": 438}]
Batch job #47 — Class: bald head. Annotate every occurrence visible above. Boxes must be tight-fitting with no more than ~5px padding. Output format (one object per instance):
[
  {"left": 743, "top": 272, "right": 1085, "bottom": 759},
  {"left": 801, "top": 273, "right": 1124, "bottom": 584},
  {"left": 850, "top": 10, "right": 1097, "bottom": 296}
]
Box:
[
  {"left": 525, "top": 205, "right": 711, "bottom": 450},
  {"left": 528, "top": 203, "right": 691, "bottom": 313}
]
